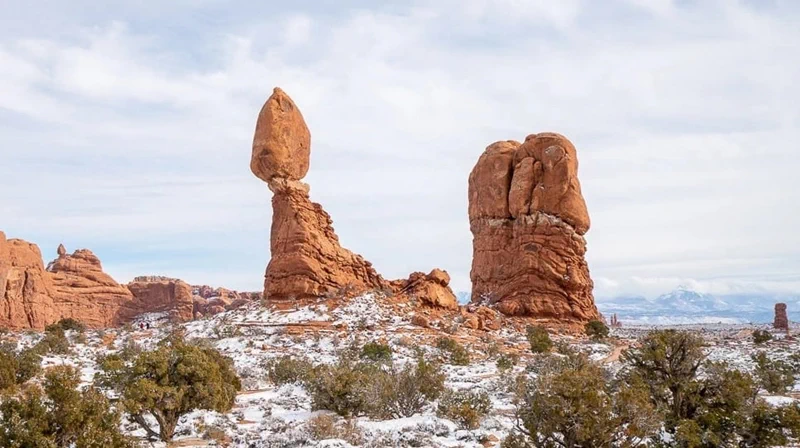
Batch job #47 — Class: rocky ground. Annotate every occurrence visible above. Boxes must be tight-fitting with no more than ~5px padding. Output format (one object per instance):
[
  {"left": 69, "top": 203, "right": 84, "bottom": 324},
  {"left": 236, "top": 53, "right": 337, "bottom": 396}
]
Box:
[{"left": 2, "top": 293, "right": 798, "bottom": 447}]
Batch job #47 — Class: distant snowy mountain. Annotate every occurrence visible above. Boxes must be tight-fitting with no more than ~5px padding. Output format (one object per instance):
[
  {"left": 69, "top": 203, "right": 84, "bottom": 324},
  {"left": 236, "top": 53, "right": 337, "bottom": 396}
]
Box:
[
  {"left": 456, "top": 291, "right": 471, "bottom": 305},
  {"left": 597, "top": 286, "right": 799, "bottom": 325}
]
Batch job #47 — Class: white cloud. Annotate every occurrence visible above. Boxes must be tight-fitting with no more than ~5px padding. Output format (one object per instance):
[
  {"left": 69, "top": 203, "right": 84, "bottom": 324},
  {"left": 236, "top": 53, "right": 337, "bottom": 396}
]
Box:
[{"left": 0, "top": 0, "right": 798, "bottom": 298}]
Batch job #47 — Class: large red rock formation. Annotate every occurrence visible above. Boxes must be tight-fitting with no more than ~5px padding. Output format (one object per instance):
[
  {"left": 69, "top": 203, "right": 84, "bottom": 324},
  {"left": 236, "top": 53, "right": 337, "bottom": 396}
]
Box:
[
  {"left": 468, "top": 133, "right": 599, "bottom": 321},
  {"left": 1, "top": 233, "right": 225, "bottom": 330},
  {"left": 252, "top": 88, "right": 456, "bottom": 307},
  {"left": 1, "top": 231, "right": 58, "bottom": 330}
]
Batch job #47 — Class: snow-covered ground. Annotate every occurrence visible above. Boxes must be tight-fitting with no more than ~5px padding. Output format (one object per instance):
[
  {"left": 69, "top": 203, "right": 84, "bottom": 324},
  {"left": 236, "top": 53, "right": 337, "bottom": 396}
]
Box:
[{"left": 3, "top": 293, "right": 799, "bottom": 447}]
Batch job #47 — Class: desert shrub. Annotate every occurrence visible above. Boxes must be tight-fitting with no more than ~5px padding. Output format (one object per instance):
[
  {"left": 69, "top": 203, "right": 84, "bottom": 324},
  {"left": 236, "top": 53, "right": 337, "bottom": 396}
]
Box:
[
  {"left": 360, "top": 341, "right": 393, "bottom": 364},
  {"left": 306, "top": 414, "right": 363, "bottom": 445},
  {"left": 514, "top": 350, "right": 661, "bottom": 447},
  {"left": 33, "top": 325, "right": 71, "bottom": 355},
  {"left": 437, "top": 389, "right": 492, "bottom": 429},
  {"left": 265, "top": 356, "right": 315, "bottom": 386},
  {"left": 363, "top": 356, "right": 446, "bottom": 419},
  {"left": 526, "top": 326, "right": 553, "bottom": 354},
  {"left": 436, "top": 337, "right": 470, "bottom": 366},
  {"left": 46, "top": 317, "right": 86, "bottom": 333},
  {"left": 584, "top": 319, "right": 610, "bottom": 340},
  {"left": 752, "top": 329, "right": 773, "bottom": 345},
  {"left": 0, "top": 347, "right": 42, "bottom": 392},
  {"left": 96, "top": 333, "right": 241, "bottom": 442},
  {"left": 500, "top": 432, "right": 530, "bottom": 448},
  {"left": 752, "top": 351, "right": 797, "bottom": 394},
  {"left": 496, "top": 353, "right": 519, "bottom": 372},
  {"left": 306, "top": 358, "right": 373, "bottom": 417},
  {"left": 14, "top": 349, "right": 42, "bottom": 384},
  {"left": 623, "top": 329, "right": 800, "bottom": 446},
  {"left": 0, "top": 365, "right": 136, "bottom": 448}
]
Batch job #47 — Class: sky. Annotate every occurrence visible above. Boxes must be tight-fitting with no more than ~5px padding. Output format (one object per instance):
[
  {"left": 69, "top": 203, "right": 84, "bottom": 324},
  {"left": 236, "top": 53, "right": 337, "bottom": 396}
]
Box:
[{"left": 1, "top": 0, "right": 799, "bottom": 300}]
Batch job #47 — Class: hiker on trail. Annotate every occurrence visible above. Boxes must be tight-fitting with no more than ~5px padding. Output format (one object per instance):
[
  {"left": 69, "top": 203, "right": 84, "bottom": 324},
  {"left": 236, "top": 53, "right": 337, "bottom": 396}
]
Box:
[
  {"left": 146, "top": 322, "right": 151, "bottom": 330},
  {"left": 139, "top": 322, "right": 144, "bottom": 331}
]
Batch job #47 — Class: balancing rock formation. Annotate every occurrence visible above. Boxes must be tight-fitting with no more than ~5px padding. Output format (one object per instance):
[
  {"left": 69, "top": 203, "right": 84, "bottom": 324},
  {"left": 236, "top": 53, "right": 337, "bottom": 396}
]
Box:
[
  {"left": 468, "top": 133, "right": 599, "bottom": 321},
  {"left": 251, "top": 88, "right": 457, "bottom": 309}
]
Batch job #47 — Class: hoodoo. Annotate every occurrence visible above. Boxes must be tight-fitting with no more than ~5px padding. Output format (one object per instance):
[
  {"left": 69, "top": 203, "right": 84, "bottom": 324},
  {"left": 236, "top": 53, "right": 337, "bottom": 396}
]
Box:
[
  {"left": 251, "top": 88, "right": 457, "bottom": 309},
  {"left": 468, "top": 133, "right": 599, "bottom": 321}
]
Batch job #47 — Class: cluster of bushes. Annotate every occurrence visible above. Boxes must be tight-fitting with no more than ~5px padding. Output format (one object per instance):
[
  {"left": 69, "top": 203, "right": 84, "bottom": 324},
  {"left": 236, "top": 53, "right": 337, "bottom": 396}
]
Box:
[
  {"left": 504, "top": 329, "right": 800, "bottom": 448},
  {"left": 267, "top": 344, "right": 494, "bottom": 430},
  {"left": 2, "top": 327, "right": 241, "bottom": 446},
  {"left": 436, "top": 337, "right": 471, "bottom": 365}
]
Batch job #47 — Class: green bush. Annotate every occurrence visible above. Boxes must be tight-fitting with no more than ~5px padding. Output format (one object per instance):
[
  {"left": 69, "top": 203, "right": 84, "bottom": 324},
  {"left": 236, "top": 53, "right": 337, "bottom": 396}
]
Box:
[
  {"left": 0, "top": 365, "right": 136, "bottom": 448},
  {"left": 436, "top": 389, "right": 492, "bottom": 429},
  {"left": 526, "top": 326, "right": 553, "bottom": 354},
  {"left": 265, "top": 356, "right": 315, "bottom": 386},
  {"left": 360, "top": 342, "right": 393, "bottom": 364},
  {"left": 46, "top": 317, "right": 86, "bottom": 333},
  {"left": 496, "top": 353, "right": 519, "bottom": 372},
  {"left": 752, "top": 351, "right": 797, "bottom": 394},
  {"left": 33, "top": 325, "right": 71, "bottom": 355},
  {"left": 514, "top": 350, "right": 661, "bottom": 447},
  {"left": 96, "top": 333, "right": 241, "bottom": 442},
  {"left": 363, "top": 356, "right": 446, "bottom": 419},
  {"left": 753, "top": 329, "right": 773, "bottom": 345},
  {"left": 584, "top": 320, "right": 609, "bottom": 340},
  {"left": 0, "top": 347, "right": 42, "bottom": 392},
  {"left": 436, "top": 337, "right": 470, "bottom": 366},
  {"left": 306, "top": 358, "right": 373, "bottom": 417}
]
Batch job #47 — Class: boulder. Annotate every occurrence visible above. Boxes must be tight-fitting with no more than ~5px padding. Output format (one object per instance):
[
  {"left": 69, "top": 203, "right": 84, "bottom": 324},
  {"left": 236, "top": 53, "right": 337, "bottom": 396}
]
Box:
[
  {"left": 395, "top": 270, "right": 459, "bottom": 309},
  {"left": 250, "top": 87, "right": 311, "bottom": 182},
  {"left": 468, "top": 133, "right": 599, "bottom": 322},
  {"left": 126, "top": 278, "right": 195, "bottom": 322}
]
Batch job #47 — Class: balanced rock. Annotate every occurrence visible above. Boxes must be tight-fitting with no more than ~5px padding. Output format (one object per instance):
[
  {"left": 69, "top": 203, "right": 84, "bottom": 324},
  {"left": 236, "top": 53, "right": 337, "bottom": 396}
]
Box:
[
  {"left": 468, "top": 133, "right": 599, "bottom": 321},
  {"left": 252, "top": 88, "right": 456, "bottom": 307},
  {"left": 251, "top": 87, "right": 311, "bottom": 182},
  {"left": 774, "top": 303, "right": 789, "bottom": 330}
]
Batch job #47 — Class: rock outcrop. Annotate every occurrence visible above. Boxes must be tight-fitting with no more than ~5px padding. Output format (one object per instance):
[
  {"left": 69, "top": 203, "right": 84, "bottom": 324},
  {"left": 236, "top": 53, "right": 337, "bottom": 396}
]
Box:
[
  {"left": 251, "top": 88, "right": 456, "bottom": 308},
  {"left": 468, "top": 133, "right": 599, "bottom": 321},
  {"left": 393, "top": 269, "right": 458, "bottom": 310},
  {"left": 127, "top": 277, "right": 194, "bottom": 322},
  {"left": 1, "top": 231, "right": 58, "bottom": 330},
  {"left": 774, "top": 303, "right": 789, "bottom": 330},
  {"left": 2, "top": 233, "right": 235, "bottom": 330}
]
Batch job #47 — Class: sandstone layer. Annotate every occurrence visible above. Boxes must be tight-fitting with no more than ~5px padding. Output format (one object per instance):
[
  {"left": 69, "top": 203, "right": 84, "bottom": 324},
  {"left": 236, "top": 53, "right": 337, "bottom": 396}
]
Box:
[
  {"left": 251, "top": 88, "right": 456, "bottom": 307},
  {"left": 468, "top": 133, "right": 599, "bottom": 321}
]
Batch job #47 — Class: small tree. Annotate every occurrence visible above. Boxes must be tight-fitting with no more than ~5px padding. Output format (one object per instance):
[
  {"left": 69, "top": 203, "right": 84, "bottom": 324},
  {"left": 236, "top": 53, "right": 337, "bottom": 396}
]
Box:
[
  {"left": 437, "top": 389, "right": 492, "bottom": 429},
  {"left": 436, "top": 337, "right": 470, "bottom": 366},
  {"left": 622, "top": 329, "right": 705, "bottom": 425},
  {"left": 514, "top": 351, "right": 661, "bottom": 447},
  {"left": 585, "top": 320, "right": 610, "bottom": 340},
  {"left": 97, "top": 333, "right": 241, "bottom": 442},
  {"left": 0, "top": 365, "right": 136, "bottom": 448},
  {"left": 360, "top": 341, "right": 393, "bottom": 364},
  {"left": 526, "top": 326, "right": 553, "bottom": 354},
  {"left": 0, "top": 347, "right": 42, "bottom": 392},
  {"left": 752, "top": 351, "right": 796, "bottom": 394}
]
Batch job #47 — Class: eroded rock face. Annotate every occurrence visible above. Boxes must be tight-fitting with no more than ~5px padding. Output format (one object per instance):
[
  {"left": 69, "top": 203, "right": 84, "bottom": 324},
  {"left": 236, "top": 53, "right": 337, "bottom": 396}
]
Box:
[
  {"left": 263, "top": 178, "right": 389, "bottom": 301},
  {"left": 1, "top": 232, "right": 58, "bottom": 330},
  {"left": 127, "top": 277, "right": 194, "bottom": 322},
  {"left": 252, "top": 88, "right": 456, "bottom": 307},
  {"left": 468, "top": 133, "right": 599, "bottom": 321}
]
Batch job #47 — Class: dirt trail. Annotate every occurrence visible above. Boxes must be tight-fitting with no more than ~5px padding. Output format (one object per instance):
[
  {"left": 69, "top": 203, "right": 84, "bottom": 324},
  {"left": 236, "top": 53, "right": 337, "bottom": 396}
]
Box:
[{"left": 603, "top": 342, "right": 629, "bottom": 364}]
